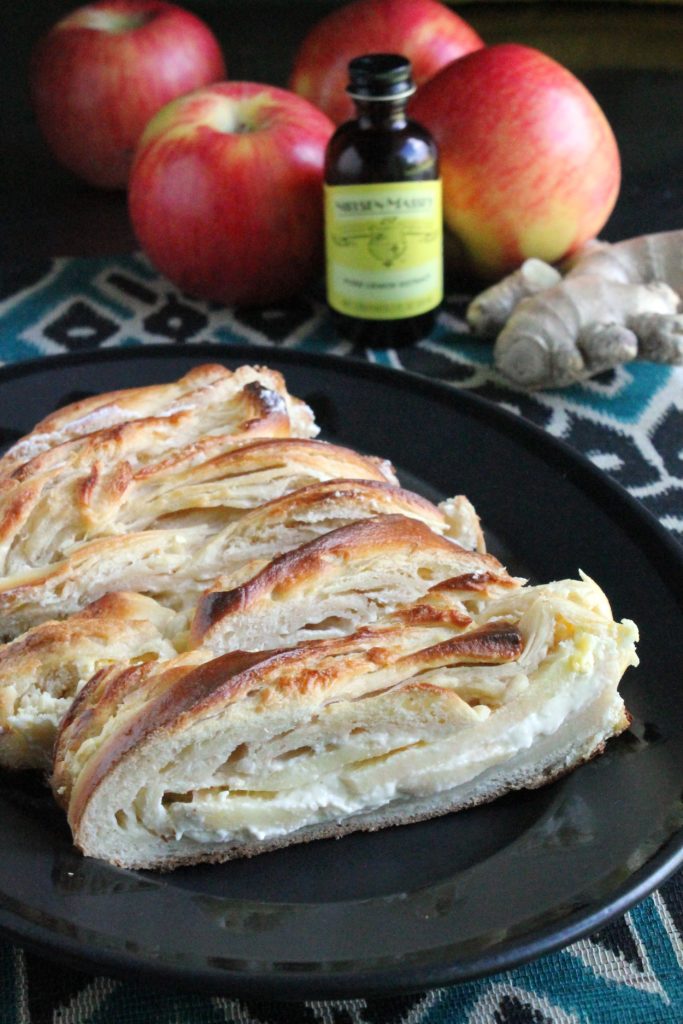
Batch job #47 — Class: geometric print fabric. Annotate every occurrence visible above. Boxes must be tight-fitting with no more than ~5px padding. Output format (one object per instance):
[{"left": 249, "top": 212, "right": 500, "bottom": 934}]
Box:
[
  {"left": 5, "top": 892, "right": 683, "bottom": 1023},
  {"left": 0, "top": 254, "right": 681, "bottom": 1023}
]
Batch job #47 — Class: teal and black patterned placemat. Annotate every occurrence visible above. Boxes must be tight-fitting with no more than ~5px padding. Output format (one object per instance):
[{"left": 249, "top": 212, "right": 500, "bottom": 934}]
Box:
[{"left": 0, "top": 253, "right": 682, "bottom": 1023}]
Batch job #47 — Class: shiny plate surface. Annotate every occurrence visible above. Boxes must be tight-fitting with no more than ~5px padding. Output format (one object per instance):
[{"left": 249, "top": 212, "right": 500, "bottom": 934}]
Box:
[{"left": 0, "top": 345, "right": 681, "bottom": 998}]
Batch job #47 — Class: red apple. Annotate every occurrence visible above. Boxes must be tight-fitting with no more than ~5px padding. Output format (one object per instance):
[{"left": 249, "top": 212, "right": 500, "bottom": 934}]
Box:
[
  {"left": 30, "top": 0, "right": 226, "bottom": 189},
  {"left": 290, "top": 0, "right": 483, "bottom": 125},
  {"left": 410, "top": 44, "right": 621, "bottom": 279},
  {"left": 128, "top": 82, "right": 335, "bottom": 306}
]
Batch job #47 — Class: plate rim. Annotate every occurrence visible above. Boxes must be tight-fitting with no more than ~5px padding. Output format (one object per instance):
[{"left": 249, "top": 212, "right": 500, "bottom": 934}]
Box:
[{"left": 0, "top": 343, "right": 681, "bottom": 999}]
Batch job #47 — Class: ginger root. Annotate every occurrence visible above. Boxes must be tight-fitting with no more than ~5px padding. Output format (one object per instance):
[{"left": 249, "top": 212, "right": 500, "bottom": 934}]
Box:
[{"left": 467, "top": 230, "right": 683, "bottom": 388}]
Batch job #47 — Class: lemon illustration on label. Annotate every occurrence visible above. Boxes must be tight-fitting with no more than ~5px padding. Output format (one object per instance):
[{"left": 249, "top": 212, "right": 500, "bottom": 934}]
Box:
[
  {"left": 325, "top": 181, "right": 443, "bottom": 321},
  {"left": 332, "top": 217, "right": 439, "bottom": 268}
]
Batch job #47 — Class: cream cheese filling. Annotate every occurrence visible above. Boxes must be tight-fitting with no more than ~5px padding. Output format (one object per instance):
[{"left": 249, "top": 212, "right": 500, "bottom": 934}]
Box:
[{"left": 140, "top": 626, "right": 633, "bottom": 846}]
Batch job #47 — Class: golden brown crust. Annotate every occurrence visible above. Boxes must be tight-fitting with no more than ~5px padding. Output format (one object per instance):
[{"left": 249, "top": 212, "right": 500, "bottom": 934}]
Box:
[
  {"left": 62, "top": 649, "right": 279, "bottom": 826},
  {"left": 191, "top": 514, "right": 507, "bottom": 645},
  {"left": 139, "top": 437, "right": 395, "bottom": 489},
  {"left": 18, "top": 364, "right": 230, "bottom": 438},
  {"left": 391, "top": 603, "right": 473, "bottom": 628},
  {"left": 6, "top": 395, "right": 286, "bottom": 494},
  {"left": 55, "top": 663, "right": 156, "bottom": 775},
  {"left": 0, "top": 448, "right": 410, "bottom": 636},
  {"left": 245, "top": 477, "right": 445, "bottom": 524},
  {"left": 0, "top": 593, "right": 155, "bottom": 666},
  {"left": 431, "top": 571, "right": 512, "bottom": 592},
  {"left": 0, "top": 480, "right": 43, "bottom": 552},
  {"left": 397, "top": 621, "right": 524, "bottom": 670}
]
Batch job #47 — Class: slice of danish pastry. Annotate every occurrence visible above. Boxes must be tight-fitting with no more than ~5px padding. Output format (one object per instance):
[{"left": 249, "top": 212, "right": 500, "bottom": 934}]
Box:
[
  {"left": 2, "top": 369, "right": 302, "bottom": 495},
  {"left": 192, "top": 481, "right": 483, "bottom": 581},
  {"left": 0, "top": 425, "right": 284, "bottom": 577},
  {"left": 52, "top": 576, "right": 638, "bottom": 870},
  {"left": 0, "top": 529, "right": 211, "bottom": 640},
  {"left": 0, "top": 481, "right": 486, "bottom": 641},
  {"left": 191, "top": 514, "right": 516, "bottom": 653},
  {"left": 112, "top": 438, "right": 397, "bottom": 533},
  {"left": 0, "top": 443, "right": 400, "bottom": 637},
  {"left": 0, "top": 364, "right": 317, "bottom": 479},
  {"left": 0, "top": 592, "right": 178, "bottom": 771},
  {"left": 0, "top": 436, "right": 395, "bottom": 575}
]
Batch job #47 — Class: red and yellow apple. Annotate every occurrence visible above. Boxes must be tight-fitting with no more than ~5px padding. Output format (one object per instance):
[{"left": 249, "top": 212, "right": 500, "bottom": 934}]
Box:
[
  {"left": 128, "top": 83, "right": 335, "bottom": 306},
  {"left": 410, "top": 43, "right": 621, "bottom": 279},
  {"left": 30, "top": 0, "right": 225, "bottom": 189},
  {"left": 290, "top": 0, "right": 483, "bottom": 126}
]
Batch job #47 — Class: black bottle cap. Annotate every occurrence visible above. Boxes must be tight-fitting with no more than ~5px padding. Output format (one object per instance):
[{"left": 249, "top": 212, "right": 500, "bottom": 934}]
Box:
[{"left": 346, "top": 54, "right": 416, "bottom": 101}]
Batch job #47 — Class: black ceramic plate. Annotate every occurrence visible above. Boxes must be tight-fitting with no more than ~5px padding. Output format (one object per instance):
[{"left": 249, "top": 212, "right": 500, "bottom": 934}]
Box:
[{"left": 0, "top": 345, "right": 681, "bottom": 1000}]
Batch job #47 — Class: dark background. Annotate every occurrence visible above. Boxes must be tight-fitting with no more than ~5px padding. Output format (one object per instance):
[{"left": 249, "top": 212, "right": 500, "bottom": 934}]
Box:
[{"left": 2, "top": 1, "right": 682, "bottom": 263}]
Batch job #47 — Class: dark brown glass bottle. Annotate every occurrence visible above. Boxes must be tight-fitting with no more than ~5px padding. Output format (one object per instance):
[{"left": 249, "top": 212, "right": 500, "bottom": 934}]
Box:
[{"left": 324, "top": 54, "right": 442, "bottom": 349}]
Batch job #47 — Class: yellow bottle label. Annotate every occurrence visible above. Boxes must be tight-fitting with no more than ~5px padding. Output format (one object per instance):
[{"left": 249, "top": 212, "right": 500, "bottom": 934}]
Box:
[{"left": 324, "top": 180, "right": 443, "bottom": 321}]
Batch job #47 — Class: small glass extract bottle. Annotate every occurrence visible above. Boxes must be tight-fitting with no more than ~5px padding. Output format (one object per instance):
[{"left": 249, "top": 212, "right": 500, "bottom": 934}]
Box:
[{"left": 324, "top": 53, "right": 443, "bottom": 348}]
